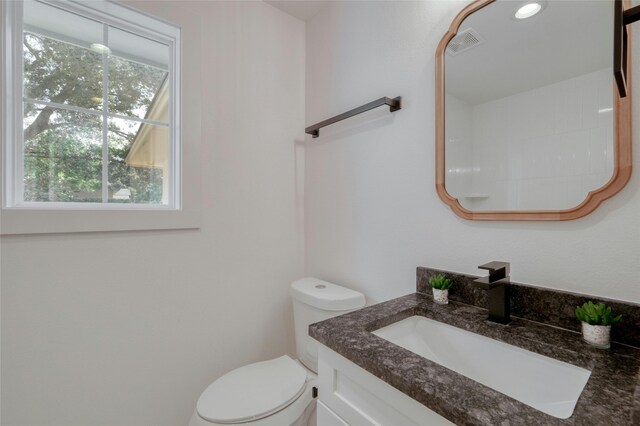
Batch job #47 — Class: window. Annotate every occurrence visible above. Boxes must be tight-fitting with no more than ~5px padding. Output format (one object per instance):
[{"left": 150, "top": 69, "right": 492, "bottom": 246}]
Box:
[{"left": 3, "top": 0, "right": 180, "bottom": 209}]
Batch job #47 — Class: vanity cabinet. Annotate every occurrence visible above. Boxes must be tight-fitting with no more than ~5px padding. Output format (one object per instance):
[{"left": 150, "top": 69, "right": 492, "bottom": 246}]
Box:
[
  {"left": 312, "top": 291, "right": 640, "bottom": 425},
  {"left": 316, "top": 344, "right": 453, "bottom": 426}
]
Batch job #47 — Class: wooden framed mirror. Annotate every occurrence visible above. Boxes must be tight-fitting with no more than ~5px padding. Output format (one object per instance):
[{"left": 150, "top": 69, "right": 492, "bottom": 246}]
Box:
[{"left": 435, "top": 0, "right": 632, "bottom": 221}]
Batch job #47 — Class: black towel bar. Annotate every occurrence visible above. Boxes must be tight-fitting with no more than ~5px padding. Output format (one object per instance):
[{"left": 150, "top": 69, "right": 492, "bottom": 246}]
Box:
[{"left": 305, "top": 96, "right": 401, "bottom": 138}]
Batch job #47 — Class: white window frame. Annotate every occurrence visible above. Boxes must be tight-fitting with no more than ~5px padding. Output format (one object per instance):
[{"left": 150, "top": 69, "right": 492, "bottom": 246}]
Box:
[{"left": 1, "top": 0, "right": 200, "bottom": 234}]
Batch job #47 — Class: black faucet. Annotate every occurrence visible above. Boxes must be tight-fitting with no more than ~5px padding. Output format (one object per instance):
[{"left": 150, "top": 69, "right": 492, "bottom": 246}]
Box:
[{"left": 474, "top": 261, "right": 510, "bottom": 324}]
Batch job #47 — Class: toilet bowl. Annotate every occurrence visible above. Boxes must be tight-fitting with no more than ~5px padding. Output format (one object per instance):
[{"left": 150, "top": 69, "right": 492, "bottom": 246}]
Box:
[
  {"left": 188, "top": 356, "right": 317, "bottom": 426},
  {"left": 189, "top": 278, "right": 365, "bottom": 426}
]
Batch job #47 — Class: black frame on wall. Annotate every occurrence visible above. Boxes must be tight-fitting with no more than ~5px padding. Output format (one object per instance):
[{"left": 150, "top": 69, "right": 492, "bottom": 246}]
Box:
[{"left": 615, "top": 0, "right": 640, "bottom": 97}]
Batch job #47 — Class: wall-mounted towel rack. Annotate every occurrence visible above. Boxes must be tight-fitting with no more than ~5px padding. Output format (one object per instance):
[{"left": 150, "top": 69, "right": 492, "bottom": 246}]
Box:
[{"left": 305, "top": 96, "right": 402, "bottom": 138}]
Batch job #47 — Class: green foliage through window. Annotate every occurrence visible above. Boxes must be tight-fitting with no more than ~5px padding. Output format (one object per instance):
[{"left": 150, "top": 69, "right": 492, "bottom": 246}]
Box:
[{"left": 22, "top": 31, "right": 168, "bottom": 204}]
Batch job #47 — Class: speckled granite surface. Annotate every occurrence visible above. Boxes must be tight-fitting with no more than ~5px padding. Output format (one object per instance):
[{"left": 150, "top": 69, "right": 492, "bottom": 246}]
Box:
[
  {"left": 417, "top": 267, "right": 640, "bottom": 348},
  {"left": 309, "top": 292, "right": 640, "bottom": 425}
]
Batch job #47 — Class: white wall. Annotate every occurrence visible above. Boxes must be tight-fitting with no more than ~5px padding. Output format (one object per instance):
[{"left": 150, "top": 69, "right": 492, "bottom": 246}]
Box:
[
  {"left": 304, "top": 0, "right": 640, "bottom": 304},
  {"left": 0, "top": 1, "right": 305, "bottom": 425}
]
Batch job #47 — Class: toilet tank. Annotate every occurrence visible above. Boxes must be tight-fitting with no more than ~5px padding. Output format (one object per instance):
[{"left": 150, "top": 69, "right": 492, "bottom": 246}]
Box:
[{"left": 290, "top": 277, "right": 365, "bottom": 373}]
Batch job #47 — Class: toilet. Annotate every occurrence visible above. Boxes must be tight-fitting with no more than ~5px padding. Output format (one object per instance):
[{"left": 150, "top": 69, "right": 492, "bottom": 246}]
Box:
[{"left": 189, "top": 277, "right": 366, "bottom": 426}]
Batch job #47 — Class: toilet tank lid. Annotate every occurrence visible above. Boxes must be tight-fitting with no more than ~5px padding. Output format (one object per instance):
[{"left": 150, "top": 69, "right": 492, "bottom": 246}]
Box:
[{"left": 290, "top": 277, "right": 365, "bottom": 311}]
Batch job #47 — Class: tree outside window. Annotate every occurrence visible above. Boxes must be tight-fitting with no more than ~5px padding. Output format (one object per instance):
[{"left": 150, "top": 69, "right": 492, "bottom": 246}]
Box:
[{"left": 16, "top": 0, "right": 174, "bottom": 206}]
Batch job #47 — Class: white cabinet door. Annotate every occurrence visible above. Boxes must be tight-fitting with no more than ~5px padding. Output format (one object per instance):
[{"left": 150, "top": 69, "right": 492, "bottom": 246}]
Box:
[
  {"left": 317, "top": 400, "right": 350, "bottom": 426},
  {"left": 317, "top": 344, "right": 454, "bottom": 426}
]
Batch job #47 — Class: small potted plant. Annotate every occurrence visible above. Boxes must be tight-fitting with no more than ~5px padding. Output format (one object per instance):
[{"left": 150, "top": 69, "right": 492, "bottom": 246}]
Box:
[
  {"left": 429, "top": 274, "right": 452, "bottom": 304},
  {"left": 575, "top": 301, "right": 622, "bottom": 349}
]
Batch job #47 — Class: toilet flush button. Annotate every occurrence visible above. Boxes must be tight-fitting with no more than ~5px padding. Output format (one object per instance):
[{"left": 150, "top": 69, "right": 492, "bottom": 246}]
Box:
[{"left": 315, "top": 284, "right": 326, "bottom": 289}]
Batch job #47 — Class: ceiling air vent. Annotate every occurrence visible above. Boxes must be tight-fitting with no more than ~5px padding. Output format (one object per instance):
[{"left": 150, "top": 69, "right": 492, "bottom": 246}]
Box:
[{"left": 446, "top": 28, "right": 484, "bottom": 56}]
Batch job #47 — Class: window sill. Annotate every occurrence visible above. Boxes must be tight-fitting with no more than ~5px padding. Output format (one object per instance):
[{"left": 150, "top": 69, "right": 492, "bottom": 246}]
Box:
[{"left": 0, "top": 207, "right": 200, "bottom": 235}]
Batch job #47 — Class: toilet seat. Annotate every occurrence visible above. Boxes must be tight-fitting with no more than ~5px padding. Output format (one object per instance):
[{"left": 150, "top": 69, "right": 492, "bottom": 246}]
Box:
[{"left": 196, "top": 356, "right": 308, "bottom": 424}]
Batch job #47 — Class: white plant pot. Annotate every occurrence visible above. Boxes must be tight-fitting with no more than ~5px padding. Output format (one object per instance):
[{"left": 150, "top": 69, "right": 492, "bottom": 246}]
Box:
[
  {"left": 581, "top": 322, "right": 611, "bottom": 349},
  {"left": 432, "top": 288, "right": 449, "bottom": 305}
]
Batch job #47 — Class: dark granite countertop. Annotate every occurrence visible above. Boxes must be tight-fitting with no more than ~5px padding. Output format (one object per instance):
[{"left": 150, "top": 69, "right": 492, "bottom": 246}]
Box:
[{"left": 309, "top": 292, "right": 640, "bottom": 425}]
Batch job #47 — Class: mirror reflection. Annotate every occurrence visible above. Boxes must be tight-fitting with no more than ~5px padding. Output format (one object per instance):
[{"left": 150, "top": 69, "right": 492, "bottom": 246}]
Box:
[{"left": 444, "top": 0, "right": 614, "bottom": 211}]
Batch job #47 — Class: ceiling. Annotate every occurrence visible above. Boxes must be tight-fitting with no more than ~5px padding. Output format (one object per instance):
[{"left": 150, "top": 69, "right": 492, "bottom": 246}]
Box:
[
  {"left": 445, "top": 0, "right": 613, "bottom": 105},
  {"left": 265, "top": 1, "right": 330, "bottom": 21},
  {"left": 265, "top": 1, "right": 613, "bottom": 105}
]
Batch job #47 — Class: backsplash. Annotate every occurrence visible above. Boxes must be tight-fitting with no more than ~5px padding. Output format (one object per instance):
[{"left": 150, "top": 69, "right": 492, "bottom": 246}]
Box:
[{"left": 417, "top": 267, "right": 640, "bottom": 348}]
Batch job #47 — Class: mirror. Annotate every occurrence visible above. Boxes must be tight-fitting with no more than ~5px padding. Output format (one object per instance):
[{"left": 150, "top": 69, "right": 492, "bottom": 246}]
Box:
[{"left": 436, "top": 0, "right": 632, "bottom": 221}]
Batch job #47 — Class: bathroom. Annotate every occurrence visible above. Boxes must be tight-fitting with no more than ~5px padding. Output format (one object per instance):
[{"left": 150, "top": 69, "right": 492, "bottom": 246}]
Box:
[{"left": 1, "top": 0, "right": 639, "bottom": 424}]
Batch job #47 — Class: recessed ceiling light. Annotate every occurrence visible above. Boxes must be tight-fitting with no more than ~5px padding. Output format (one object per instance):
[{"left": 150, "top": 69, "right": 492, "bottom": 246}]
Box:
[
  {"left": 515, "top": 3, "right": 542, "bottom": 19},
  {"left": 89, "top": 43, "right": 111, "bottom": 54}
]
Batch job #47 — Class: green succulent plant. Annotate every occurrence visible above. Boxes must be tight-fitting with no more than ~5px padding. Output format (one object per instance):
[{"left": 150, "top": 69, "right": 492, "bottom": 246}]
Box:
[
  {"left": 575, "top": 301, "right": 622, "bottom": 326},
  {"left": 429, "top": 274, "right": 452, "bottom": 290}
]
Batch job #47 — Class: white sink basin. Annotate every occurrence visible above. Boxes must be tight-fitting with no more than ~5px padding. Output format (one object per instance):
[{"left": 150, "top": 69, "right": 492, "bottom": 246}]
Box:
[{"left": 372, "top": 316, "right": 590, "bottom": 419}]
